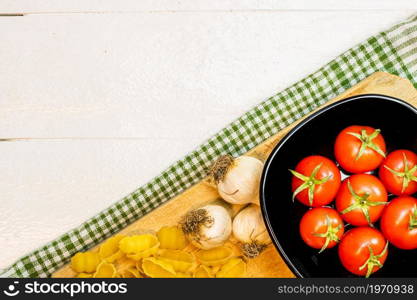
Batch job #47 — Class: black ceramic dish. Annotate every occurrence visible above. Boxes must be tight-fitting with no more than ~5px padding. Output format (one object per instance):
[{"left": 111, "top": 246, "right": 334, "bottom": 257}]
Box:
[{"left": 260, "top": 94, "right": 417, "bottom": 277}]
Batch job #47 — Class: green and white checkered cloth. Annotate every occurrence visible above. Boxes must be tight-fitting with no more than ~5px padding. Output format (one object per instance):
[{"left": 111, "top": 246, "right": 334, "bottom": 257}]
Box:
[{"left": 2, "top": 14, "right": 417, "bottom": 278}]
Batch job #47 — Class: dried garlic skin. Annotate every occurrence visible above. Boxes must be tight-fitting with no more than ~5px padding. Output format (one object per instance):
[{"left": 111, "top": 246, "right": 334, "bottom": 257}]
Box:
[
  {"left": 99, "top": 234, "right": 126, "bottom": 260},
  {"left": 216, "top": 257, "right": 247, "bottom": 278},
  {"left": 157, "top": 226, "right": 187, "bottom": 250},
  {"left": 142, "top": 257, "right": 177, "bottom": 278},
  {"left": 76, "top": 273, "right": 93, "bottom": 278},
  {"left": 93, "top": 261, "right": 117, "bottom": 278},
  {"left": 119, "top": 234, "right": 160, "bottom": 260},
  {"left": 157, "top": 249, "right": 196, "bottom": 273},
  {"left": 193, "top": 265, "right": 214, "bottom": 278},
  {"left": 196, "top": 246, "right": 233, "bottom": 266},
  {"left": 71, "top": 252, "right": 100, "bottom": 273}
]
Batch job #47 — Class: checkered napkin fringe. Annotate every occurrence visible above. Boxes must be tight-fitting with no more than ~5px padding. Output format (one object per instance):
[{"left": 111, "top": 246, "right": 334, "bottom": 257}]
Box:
[{"left": 2, "top": 14, "right": 417, "bottom": 278}]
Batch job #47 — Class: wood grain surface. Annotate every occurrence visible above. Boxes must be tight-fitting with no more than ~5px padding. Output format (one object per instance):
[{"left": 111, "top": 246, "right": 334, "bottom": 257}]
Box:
[{"left": 53, "top": 72, "right": 417, "bottom": 278}]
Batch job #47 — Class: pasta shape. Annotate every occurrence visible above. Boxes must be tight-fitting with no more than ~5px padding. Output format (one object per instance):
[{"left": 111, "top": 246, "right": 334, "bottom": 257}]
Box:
[
  {"left": 157, "top": 226, "right": 187, "bottom": 250},
  {"left": 158, "top": 249, "right": 196, "bottom": 273},
  {"left": 196, "top": 246, "right": 233, "bottom": 267},
  {"left": 71, "top": 252, "right": 100, "bottom": 273},
  {"left": 76, "top": 273, "right": 93, "bottom": 278},
  {"left": 93, "top": 261, "right": 117, "bottom": 278},
  {"left": 175, "top": 272, "right": 192, "bottom": 278},
  {"left": 119, "top": 234, "right": 160, "bottom": 260},
  {"left": 193, "top": 265, "right": 214, "bottom": 278},
  {"left": 142, "top": 257, "right": 176, "bottom": 278},
  {"left": 119, "top": 268, "right": 142, "bottom": 278},
  {"left": 99, "top": 234, "right": 126, "bottom": 261},
  {"left": 216, "top": 257, "right": 246, "bottom": 278}
]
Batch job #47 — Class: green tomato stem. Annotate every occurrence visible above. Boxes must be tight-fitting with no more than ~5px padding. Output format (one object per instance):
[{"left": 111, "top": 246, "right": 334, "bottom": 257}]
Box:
[
  {"left": 384, "top": 152, "right": 417, "bottom": 193},
  {"left": 340, "top": 180, "right": 387, "bottom": 226},
  {"left": 358, "top": 241, "right": 388, "bottom": 278},
  {"left": 346, "top": 129, "right": 386, "bottom": 160},
  {"left": 313, "top": 215, "right": 342, "bottom": 253},
  {"left": 409, "top": 205, "right": 417, "bottom": 230},
  {"left": 289, "top": 163, "right": 331, "bottom": 206}
]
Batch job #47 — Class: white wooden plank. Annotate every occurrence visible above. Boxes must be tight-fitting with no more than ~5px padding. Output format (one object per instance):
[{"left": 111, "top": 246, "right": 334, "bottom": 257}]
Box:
[
  {"left": 0, "top": 0, "right": 416, "bottom": 14},
  {"left": 0, "top": 11, "right": 411, "bottom": 140},
  {"left": 0, "top": 139, "right": 202, "bottom": 269}
]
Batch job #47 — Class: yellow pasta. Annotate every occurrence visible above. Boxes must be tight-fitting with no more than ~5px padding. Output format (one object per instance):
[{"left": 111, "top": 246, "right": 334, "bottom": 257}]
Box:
[
  {"left": 157, "top": 226, "right": 187, "bottom": 250},
  {"left": 70, "top": 222, "right": 249, "bottom": 279},
  {"left": 142, "top": 257, "right": 176, "bottom": 278},
  {"left": 158, "top": 249, "right": 196, "bottom": 273},
  {"left": 193, "top": 265, "right": 214, "bottom": 278},
  {"left": 216, "top": 257, "right": 247, "bottom": 278},
  {"left": 99, "top": 234, "right": 126, "bottom": 261},
  {"left": 76, "top": 273, "right": 93, "bottom": 278},
  {"left": 119, "top": 268, "right": 142, "bottom": 278},
  {"left": 196, "top": 246, "right": 233, "bottom": 267},
  {"left": 112, "top": 257, "right": 138, "bottom": 278},
  {"left": 71, "top": 252, "right": 100, "bottom": 273},
  {"left": 175, "top": 272, "right": 192, "bottom": 278},
  {"left": 119, "top": 234, "right": 160, "bottom": 260},
  {"left": 116, "top": 256, "right": 137, "bottom": 269},
  {"left": 104, "top": 250, "right": 124, "bottom": 263},
  {"left": 93, "top": 261, "right": 117, "bottom": 278},
  {"left": 135, "top": 260, "right": 144, "bottom": 275}
]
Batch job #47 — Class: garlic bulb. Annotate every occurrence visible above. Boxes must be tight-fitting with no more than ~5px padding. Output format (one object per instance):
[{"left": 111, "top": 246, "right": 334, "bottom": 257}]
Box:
[
  {"left": 181, "top": 204, "right": 232, "bottom": 250},
  {"left": 210, "top": 155, "right": 264, "bottom": 205},
  {"left": 232, "top": 204, "right": 271, "bottom": 258}
]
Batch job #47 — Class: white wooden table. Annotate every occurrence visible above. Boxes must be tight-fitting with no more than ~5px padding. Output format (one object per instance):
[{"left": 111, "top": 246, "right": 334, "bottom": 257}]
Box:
[{"left": 0, "top": 0, "right": 415, "bottom": 272}]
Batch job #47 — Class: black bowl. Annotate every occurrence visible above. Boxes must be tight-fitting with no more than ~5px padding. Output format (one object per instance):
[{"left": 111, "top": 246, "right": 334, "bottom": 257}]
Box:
[{"left": 260, "top": 94, "right": 417, "bottom": 277}]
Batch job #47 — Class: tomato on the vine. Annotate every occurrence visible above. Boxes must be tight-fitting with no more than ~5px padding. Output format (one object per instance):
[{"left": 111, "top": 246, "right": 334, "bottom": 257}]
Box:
[
  {"left": 290, "top": 155, "right": 341, "bottom": 207},
  {"left": 299, "top": 207, "right": 344, "bottom": 253},
  {"left": 335, "top": 174, "right": 388, "bottom": 226},
  {"left": 338, "top": 227, "right": 388, "bottom": 277},
  {"left": 380, "top": 196, "right": 417, "bottom": 250},
  {"left": 334, "top": 125, "right": 386, "bottom": 173},
  {"left": 379, "top": 149, "right": 417, "bottom": 196}
]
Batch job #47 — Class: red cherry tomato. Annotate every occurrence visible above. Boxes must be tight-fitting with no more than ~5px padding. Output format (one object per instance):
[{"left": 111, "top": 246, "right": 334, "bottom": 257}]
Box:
[
  {"left": 334, "top": 125, "right": 386, "bottom": 173},
  {"left": 380, "top": 196, "right": 417, "bottom": 250},
  {"left": 338, "top": 227, "right": 388, "bottom": 277},
  {"left": 335, "top": 174, "right": 388, "bottom": 226},
  {"left": 299, "top": 207, "right": 344, "bottom": 253},
  {"left": 290, "top": 155, "right": 341, "bottom": 207},
  {"left": 379, "top": 150, "right": 417, "bottom": 196}
]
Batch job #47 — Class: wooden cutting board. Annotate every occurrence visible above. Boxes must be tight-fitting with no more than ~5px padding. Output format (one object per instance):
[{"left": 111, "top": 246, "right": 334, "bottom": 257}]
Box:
[{"left": 53, "top": 72, "right": 417, "bottom": 278}]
